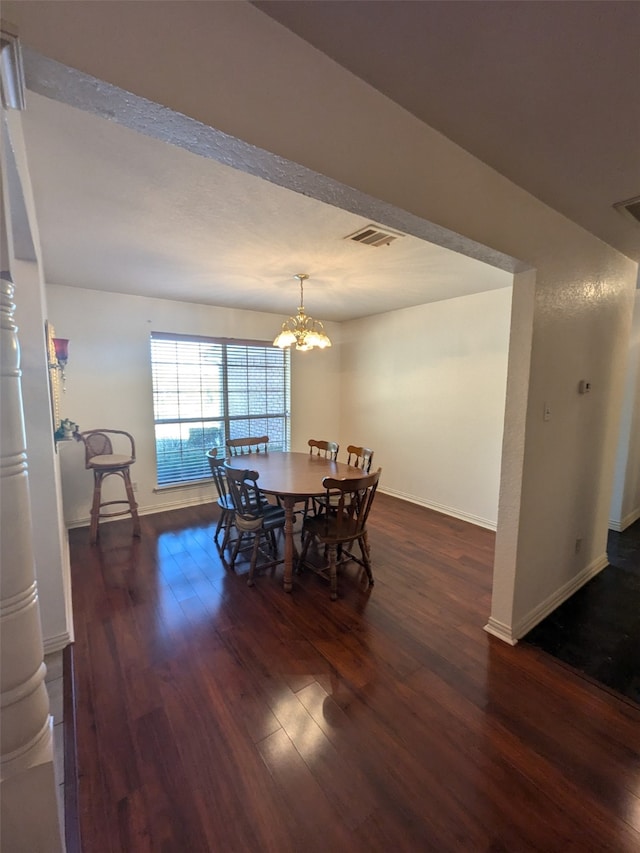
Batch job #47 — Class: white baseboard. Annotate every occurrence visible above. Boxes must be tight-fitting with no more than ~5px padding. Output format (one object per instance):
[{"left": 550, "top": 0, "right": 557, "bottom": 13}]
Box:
[
  {"left": 66, "top": 492, "right": 212, "bottom": 529},
  {"left": 378, "top": 487, "right": 496, "bottom": 531},
  {"left": 511, "top": 552, "right": 609, "bottom": 641},
  {"left": 608, "top": 505, "right": 640, "bottom": 532},
  {"left": 43, "top": 631, "right": 72, "bottom": 655},
  {"left": 484, "top": 618, "right": 518, "bottom": 645},
  {"left": 68, "top": 487, "right": 496, "bottom": 533}
]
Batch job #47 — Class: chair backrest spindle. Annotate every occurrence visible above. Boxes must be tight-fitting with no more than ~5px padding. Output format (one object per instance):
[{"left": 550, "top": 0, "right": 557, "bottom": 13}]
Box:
[
  {"left": 320, "top": 468, "right": 381, "bottom": 538},
  {"left": 206, "top": 448, "right": 229, "bottom": 500},
  {"left": 346, "top": 445, "right": 374, "bottom": 472},
  {"left": 224, "top": 465, "right": 264, "bottom": 517},
  {"left": 308, "top": 439, "right": 339, "bottom": 461},
  {"left": 226, "top": 436, "right": 269, "bottom": 456}
]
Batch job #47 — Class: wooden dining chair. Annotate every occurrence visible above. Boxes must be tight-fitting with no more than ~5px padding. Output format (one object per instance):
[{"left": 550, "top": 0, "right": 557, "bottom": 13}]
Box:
[
  {"left": 346, "top": 445, "right": 374, "bottom": 473},
  {"left": 206, "top": 448, "right": 236, "bottom": 553},
  {"left": 223, "top": 438, "right": 271, "bottom": 510},
  {"left": 298, "top": 468, "right": 381, "bottom": 600},
  {"left": 224, "top": 465, "right": 287, "bottom": 586},
  {"left": 315, "top": 446, "right": 374, "bottom": 516},
  {"left": 308, "top": 438, "right": 339, "bottom": 460},
  {"left": 301, "top": 439, "right": 340, "bottom": 520},
  {"left": 226, "top": 435, "right": 269, "bottom": 456}
]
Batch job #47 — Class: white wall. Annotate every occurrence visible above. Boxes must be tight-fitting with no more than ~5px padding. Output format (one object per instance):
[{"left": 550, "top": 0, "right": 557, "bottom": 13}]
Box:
[
  {"left": 497, "top": 241, "right": 635, "bottom": 641},
  {"left": 3, "top": 106, "right": 74, "bottom": 654},
  {"left": 13, "top": 263, "right": 73, "bottom": 652},
  {"left": 340, "top": 287, "right": 512, "bottom": 528},
  {"left": 47, "top": 284, "right": 341, "bottom": 526},
  {"left": 610, "top": 285, "right": 640, "bottom": 531},
  {"left": 48, "top": 282, "right": 511, "bottom": 532},
  {"left": 6, "top": 0, "right": 639, "bottom": 643}
]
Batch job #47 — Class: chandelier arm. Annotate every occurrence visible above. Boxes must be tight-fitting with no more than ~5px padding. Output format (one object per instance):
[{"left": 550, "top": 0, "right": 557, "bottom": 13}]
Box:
[{"left": 274, "top": 273, "right": 331, "bottom": 351}]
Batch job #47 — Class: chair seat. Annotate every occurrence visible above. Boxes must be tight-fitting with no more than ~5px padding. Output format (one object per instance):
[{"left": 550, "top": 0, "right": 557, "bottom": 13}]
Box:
[
  {"left": 88, "top": 453, "right": 134, "bottom": 469},
  {"left": 235, "top": 504, "right": 285, "bottom": 532},
  {"left": 261, "top": 505, "right": 286, "bottom": 530}
]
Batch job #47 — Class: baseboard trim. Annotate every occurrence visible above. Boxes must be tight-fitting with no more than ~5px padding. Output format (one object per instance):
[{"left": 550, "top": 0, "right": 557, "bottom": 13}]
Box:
[
  {"left": 65, "top": 493, "right": 212, "bottom": 529},
  {"left": 512, "top": 553, "right": 609, "bottom": 641},
  {"left": 484, "top": 618, "right": 518, "bottom": 645},
  {"left": 43, "top": 631, "right": 73, "bottom": 655},
  {"left": 608, "top": 506, "right": 640, "bottom": 533},
  {"left": 66, "top": 488, "right": 497, "bottom": 533},
  {"left": 379, "top": 487, "right": 496, "bottom": 531}
]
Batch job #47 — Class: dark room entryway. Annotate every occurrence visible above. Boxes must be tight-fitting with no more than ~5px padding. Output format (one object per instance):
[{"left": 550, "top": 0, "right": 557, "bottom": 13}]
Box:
[{"left": 525, "top": 519, "right": 640, "bottom": 705}]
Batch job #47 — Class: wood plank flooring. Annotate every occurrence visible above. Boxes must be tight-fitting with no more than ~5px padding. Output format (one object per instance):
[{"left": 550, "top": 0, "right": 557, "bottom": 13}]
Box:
[{"left": 68, "top": 494, "right": 640, "bottom": 852}]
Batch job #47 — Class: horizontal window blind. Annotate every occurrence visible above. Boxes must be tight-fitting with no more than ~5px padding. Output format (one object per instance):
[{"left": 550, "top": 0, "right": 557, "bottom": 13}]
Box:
[{"left": 150, "top": 333, "right": 290, "bottom": 486}]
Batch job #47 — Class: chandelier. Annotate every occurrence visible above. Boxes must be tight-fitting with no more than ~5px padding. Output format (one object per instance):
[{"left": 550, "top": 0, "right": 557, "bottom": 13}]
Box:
[{"left": 273, "top": 274, "right": 332, "bottom": 351}]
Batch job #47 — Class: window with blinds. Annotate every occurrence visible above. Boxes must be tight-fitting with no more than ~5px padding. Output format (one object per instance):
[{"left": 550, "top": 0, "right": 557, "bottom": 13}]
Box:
[{"left": 150, "top": 333, "right": 291, "bottom": 486}]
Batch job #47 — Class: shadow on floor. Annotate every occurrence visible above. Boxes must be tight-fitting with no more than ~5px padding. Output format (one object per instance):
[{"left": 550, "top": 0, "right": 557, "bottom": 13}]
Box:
[{"left": 524, "top": 518, "right": 640, "bottom": 705}]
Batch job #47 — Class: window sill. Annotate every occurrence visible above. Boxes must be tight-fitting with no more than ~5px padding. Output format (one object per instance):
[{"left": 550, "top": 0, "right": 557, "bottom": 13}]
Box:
[{"left": 154, "top": 478, "right": 212, "bottom": 493}]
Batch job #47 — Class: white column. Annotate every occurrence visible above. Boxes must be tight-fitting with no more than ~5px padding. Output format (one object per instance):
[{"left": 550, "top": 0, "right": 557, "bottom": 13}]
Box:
[{"left": 0, "top": 275, "right": 63, "bottom": 851}]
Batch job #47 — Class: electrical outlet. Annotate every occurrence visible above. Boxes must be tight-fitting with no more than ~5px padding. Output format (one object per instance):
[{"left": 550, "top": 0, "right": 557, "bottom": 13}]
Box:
[
  {"left": 543, "top": 402, "right": 551, "bottom": 422},
  {"left": 132, "top": 482, "right": 138, "bottom": 492},
  {"left": 574, "top": 537, "right": 582, "bottom": 554}
]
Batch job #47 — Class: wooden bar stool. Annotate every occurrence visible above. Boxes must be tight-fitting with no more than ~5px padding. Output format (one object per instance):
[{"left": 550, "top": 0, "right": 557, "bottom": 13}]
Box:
[{"left": 78, "top": 429, "right": 141, "bottom": 544}]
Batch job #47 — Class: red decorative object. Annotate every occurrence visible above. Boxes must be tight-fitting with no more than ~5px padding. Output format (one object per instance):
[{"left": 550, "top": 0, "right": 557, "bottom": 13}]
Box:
[{"left": 52, "top": 337, "right": 69, "bottom": 366}]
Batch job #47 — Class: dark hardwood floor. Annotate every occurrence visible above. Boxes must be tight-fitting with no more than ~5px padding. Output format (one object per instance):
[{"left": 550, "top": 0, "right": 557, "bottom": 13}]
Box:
[
  {"left": 525, "top": 518, "right": 640, "bottom": 704},
  {"left": 68, "top": 495, "right": 640, "bottom": 852}
]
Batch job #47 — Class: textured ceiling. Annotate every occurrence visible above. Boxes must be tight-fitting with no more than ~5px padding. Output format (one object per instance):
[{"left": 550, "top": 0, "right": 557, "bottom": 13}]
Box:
[{"left": 20, "top": 90, "right": 512, "bottom": 322}]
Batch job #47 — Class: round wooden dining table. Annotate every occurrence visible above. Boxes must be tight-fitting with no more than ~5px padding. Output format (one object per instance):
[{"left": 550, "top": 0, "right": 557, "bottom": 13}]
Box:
[{"left": 227, "top": 451, "right": 366, "bottom": 592}]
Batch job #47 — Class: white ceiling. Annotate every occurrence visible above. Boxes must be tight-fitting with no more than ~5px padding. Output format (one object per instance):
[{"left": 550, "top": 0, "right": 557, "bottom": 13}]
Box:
[
  {"left": 20, "top": 91, "right": 512, "bottom": 323},
  {"left": 7, "top": 0, "right": 639, "bottom": 325}
]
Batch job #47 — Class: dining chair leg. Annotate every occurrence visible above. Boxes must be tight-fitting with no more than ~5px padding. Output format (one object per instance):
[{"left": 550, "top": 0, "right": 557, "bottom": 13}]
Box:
[
  {"left": 214, "top": 515, "right": 224, "bottom": 545},
  {"left": 268, "top": 529, "right": 278, "bottom": 556},
  {"left": 358, "top": 533, "right": 374, "bottom": 585},
  {"left": 229, "top": 530, "right": 245, "bottom": 571},
  {"left": 220, "top": 510, "right": 234, "bottom": 553},
  {"left": 328, "top": 544, "right": 339, "bottom": 601},
  {"left": 247, "top": 535, "right": 262, "bottom": 587},
  {"left": 296, "top": 530, "right": 312, "bottom": 574}
]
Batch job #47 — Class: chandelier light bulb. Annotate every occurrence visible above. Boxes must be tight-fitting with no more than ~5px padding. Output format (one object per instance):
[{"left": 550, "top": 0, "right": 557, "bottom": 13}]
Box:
[{"left": 273, "top": 274, "right": 332, "bottom": 352}]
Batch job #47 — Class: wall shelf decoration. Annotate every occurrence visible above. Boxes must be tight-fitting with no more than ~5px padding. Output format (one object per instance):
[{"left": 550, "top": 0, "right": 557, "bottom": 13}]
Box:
[{"left": 44, "top": 320, "right": 63, "bottom": 434}]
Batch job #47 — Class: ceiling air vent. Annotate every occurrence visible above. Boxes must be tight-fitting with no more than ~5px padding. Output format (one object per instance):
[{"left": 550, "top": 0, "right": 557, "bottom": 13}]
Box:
[
  {"left": 613, "top": 195, "right": 640, "bottom": 226},
  {"left": 345, "top": 224, "right": 405, "bottom": 247}
]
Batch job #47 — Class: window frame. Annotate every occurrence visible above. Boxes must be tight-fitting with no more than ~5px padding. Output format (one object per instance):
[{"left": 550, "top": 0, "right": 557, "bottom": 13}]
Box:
[{"left": 150, "top": 332, "right": 291, "bottom": 487}]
